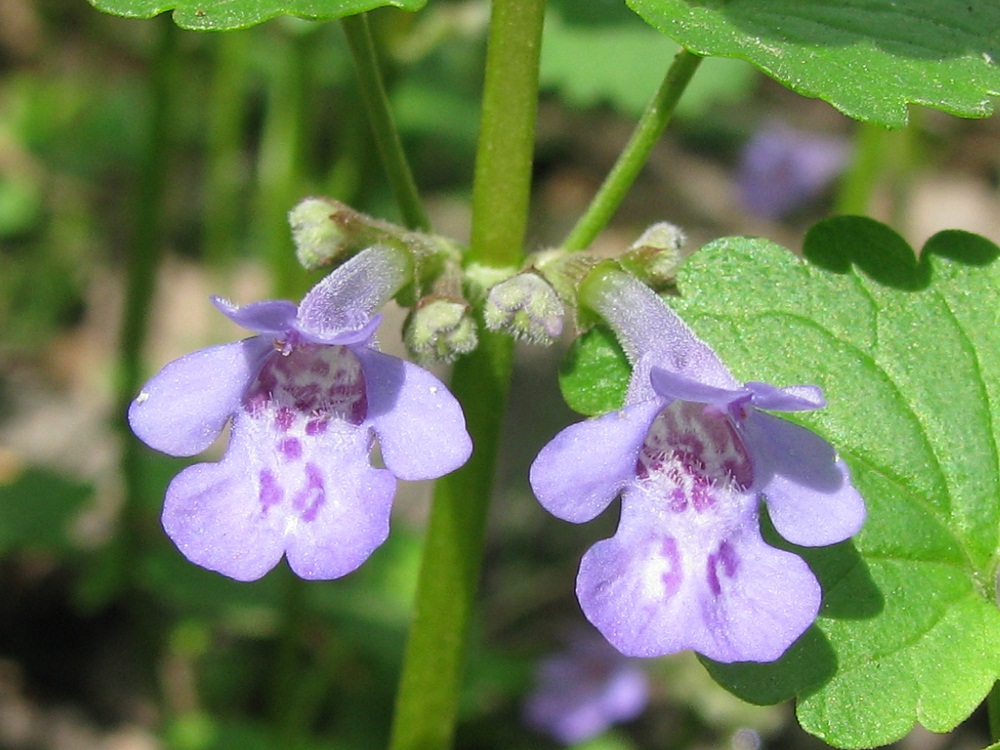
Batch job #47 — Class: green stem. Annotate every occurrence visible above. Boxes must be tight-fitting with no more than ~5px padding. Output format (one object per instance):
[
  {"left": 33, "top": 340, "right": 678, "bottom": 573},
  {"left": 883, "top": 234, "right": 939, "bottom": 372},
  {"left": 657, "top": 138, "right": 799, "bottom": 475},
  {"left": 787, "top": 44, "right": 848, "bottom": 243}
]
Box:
[
  {"left": 104, "top": 10, "right": 177, "bottom": 699},
  {"left": 116, "top": 16, "right": 178, "bottom": 559},
  {"left": 835, "top": 117, "right": 919, "bottom": 227},
  {"left": 835, "top": 121, "right": 887, "bottom": 216},
  {"left": 388, "top": 0, "right": 545, "bottom": 747},
  {"left": 253, "top": 27, "right": 315, "bottom": 298},
  {"left": 204, "top": 30, "right": 250, "bottom": 268},
  {"left": 562, "top": 48, "right": 702, "bottom": 252},
  {"left": 341, "top": 13, "right": 430, "bottom": 232},
  {"left": 468, "top": 0, "right": 546, "bottom": 267},
  {"left": 272, "top": 572, "right": 308, "bottom": 747}
]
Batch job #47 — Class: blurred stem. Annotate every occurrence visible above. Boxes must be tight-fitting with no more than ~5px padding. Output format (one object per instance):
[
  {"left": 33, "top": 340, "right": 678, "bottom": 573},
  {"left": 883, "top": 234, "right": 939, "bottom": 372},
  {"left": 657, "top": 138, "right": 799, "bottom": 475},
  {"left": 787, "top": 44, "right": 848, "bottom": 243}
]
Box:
[
  {"left": 253, "top": 28, "right": 316, "bottom": 299},
  {"left": 388, "top": 0, "right": 545, "bottom": 747},
  {"left": 341, "top": 13, "right": 430, "bottom": 232},
  {"left": 562, "top": 48, "right": 702, "bottom": 252},
  {"left": 272, "top": 571, "right": 308, "bottom": 747},
  {"left": 324, "top": 79, "right": 369, "bottom": 204},
  {"left": 204, "top": 30, "right": 250, "bottom": 269},
  {"left": 836, "top": 115, "right": 920, "bottom": 226},
  {"left": 835, "top": 121, "right": 887, "bottom": 215},
  {"left": 116, "top": 16, "right": 178, "bottom": 564}
]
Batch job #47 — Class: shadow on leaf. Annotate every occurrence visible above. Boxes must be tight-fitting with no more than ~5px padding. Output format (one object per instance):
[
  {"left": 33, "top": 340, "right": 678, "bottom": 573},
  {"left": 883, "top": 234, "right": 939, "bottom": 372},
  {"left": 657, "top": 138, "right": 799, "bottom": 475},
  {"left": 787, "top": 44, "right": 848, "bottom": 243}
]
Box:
[
  {"left": 804, "top": 216, "right": 999, "bottom": 291},
  {"left": 699, "top": 625, "right": 837, "bottom": 706}
]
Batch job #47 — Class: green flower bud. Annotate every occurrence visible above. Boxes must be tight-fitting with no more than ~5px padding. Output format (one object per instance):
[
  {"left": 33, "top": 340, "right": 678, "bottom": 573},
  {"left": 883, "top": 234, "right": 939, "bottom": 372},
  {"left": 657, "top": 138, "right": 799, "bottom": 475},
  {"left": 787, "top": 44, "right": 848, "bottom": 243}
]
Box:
[
  {"left": 619, "top": 222, "right": 686, "bottom": 291},
  {"left": 289, "top": 197, "right": 357, "bottom": 270},
  {"left": 483, "top": 272, "right": 564, "bottom": 345},
  {"left": 404, "top": 297, "right": 478, "bottom": 364}
]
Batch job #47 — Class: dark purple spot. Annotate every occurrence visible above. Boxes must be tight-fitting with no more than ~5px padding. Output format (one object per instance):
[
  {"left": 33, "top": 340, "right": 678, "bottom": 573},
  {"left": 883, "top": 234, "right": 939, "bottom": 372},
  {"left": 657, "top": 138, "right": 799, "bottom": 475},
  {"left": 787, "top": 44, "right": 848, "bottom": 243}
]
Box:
[
  {"left": 291, "top": 383, "right": 321, "bottom": 411},
  {"left": 275, "top": 406, "right": 295, "bottom": 432},
  {"left": 660, "top": 537, "right": 683, "bottom": 598},
  {"left": 243, "top": 392, "right": 269, "bottom": 415},
  {"left": 724, "top": 457, "right": 753, "bottom": 490},
  {"left": 348, "top": 393, "right": 367, "bottom": 424},
  {"left": 326, "top": 383, "right": 367, "bottom": 423},
  {"left": 691, "top": 479, "right": 716, "bottom": 512},
  {"left": 256, "top": 368, "right": 278, "bottom": 393},
  {"left": 259, "top": 469, "right": 283, "bottom": 514},
  {"left": 668, "top": 487, "right": 687, "bottom": 512},
  {"left": 310, "top": 359, "right": 331, "bottom": 376},
  {"left": 279, "top": 437, "right": 302, "bottom": 460},
  {"left": 706, "top": 541, "right": 739, "bottom": 596},
  {"left": 274, "top": 354, "right": 297, "bottom": 375},
  {"left": 294, "top": 463, "right": 326, "bottom": 522},
  {"left": 305, "top": 418, "right": 329, "bottom": 435}
]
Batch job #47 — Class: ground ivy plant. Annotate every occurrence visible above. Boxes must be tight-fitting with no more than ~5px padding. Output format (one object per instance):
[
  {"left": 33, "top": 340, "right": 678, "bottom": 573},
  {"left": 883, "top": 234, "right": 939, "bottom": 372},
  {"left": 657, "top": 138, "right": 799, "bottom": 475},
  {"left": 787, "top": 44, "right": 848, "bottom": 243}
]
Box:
[{"left": 87, "top": 0, "right": 1000, "bottom": 748}]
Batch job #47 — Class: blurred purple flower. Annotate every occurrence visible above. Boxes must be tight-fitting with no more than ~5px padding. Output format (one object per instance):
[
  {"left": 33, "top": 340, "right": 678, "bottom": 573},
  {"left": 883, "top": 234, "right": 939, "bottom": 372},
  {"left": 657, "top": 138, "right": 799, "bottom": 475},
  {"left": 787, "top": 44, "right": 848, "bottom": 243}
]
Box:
[
  {"left": 129, "top": 246, "right": 472, "bottom": 582},
  {"left": 530, "top": 270, "right": 865, "bottom": 663},
  {"left": 737, "top": 122, "right": 850, "bottom": 219},
  {"left": 524, "top": 631, "right": 648, "bottom": 745}
]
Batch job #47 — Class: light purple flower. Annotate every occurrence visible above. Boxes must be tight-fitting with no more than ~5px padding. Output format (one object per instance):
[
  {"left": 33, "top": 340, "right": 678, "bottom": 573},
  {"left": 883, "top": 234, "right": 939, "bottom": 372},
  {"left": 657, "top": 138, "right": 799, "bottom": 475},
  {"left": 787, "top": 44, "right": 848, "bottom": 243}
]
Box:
[
  {"left": 737, "top": 122, "right": 850, "bottom": 219},
  {"left": 530, "top": 270, "right": 865, "bottom": 663},
  {"left": 524, "top": 630, "right": 648, "bottom": 745},
  {"left": 129, "top": 246, "right": 472, "bottom": 582}
]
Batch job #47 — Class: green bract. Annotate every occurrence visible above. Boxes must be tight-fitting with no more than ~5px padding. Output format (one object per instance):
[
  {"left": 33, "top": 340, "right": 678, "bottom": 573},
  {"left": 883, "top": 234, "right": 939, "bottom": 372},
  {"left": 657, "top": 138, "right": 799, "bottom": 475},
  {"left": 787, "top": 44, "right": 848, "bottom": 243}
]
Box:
[
  {"left": 627, "top": 0, "right": 1000, "bottom": 127},
  {"left": 86, "top": 0, "right": 425, "bottom": 30},
  {"left": 559, "top": 219, "right": 1000, "bottom": 747},
  {"left": 558, "top": 325, "right": 629, "bottom": 417}
]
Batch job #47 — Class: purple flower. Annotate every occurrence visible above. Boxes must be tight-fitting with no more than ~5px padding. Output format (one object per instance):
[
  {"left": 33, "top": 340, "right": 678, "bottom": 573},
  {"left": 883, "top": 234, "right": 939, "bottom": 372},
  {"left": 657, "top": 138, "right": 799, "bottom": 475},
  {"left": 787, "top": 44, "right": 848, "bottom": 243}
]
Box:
[
  {"left": 524, "top": 631, "right": 648, "bottom": 745},
  {"left": 737, "top": 122, "right": 850, "bottom": 220},
  {"left": 129, "top": 246, "right": 472, "bottom": 582},
  {"left": 530, "top": 270, "right": 865, "bottom": 663}
]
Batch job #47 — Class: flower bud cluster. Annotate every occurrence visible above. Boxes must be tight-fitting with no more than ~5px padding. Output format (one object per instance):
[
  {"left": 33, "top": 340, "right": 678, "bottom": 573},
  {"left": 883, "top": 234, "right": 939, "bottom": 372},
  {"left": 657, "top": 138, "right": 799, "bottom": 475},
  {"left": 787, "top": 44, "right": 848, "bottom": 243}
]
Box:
[{"left": 288, "top": 197, "right": 696, "bottom": 361}]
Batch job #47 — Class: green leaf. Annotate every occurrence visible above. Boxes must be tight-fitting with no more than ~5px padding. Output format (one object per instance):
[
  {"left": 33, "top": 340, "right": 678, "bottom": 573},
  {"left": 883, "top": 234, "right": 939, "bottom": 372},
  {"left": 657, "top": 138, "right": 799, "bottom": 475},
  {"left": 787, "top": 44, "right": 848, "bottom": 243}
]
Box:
[
  {"left": 559, "top": 324, "right": 631, "bottom": 416},
  {"left": 669, "top": 220, "right": 1000, "bottom": 747},
  {"left": 627, "top": 0, "right": 1000, "bottom": 127},
  {"left": 87, "top": 0, "right": 426, "bottom": 31}
]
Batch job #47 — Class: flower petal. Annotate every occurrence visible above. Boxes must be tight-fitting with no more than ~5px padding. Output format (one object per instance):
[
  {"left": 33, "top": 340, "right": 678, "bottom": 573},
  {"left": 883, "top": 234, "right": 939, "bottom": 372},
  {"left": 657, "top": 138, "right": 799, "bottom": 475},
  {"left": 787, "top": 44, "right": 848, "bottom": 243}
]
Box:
[
  {"left": 649, "top": 366, "right": 748, "bottom": 407},
  {"left": 355, "top": 348, "right": 472, "bottom": 480},
  {"left": 747, "top": 381, "right": 826, "bottom": 411},
  {"left": 296, "top": 245, "right": 410, "bottom": 342},
  {"left": 529, "top": 400, "right": 662, "bottom": 524},
  {"left": 582, "top": 269, "right": 740, "bottom": 390},
  {"left": 576, "top": 495, "right": 821, "bottom": 662},
  {"left": 161, "top": 453, "right": 287, "bottom": 582},
  {"left": 281, "top": 441, "right": 397, "bottom": 580},
  {"left": 163, "top": 398, "right": 396, "bottom": 581},
  {"left": 129, "top": 337, "right": 273, "bottom": 456},
  {"left": 744, "top": 411, "right": 866, "bottom": 546},
  {"left": 212, "top": 297, "right": 298, "bottom": 336}
]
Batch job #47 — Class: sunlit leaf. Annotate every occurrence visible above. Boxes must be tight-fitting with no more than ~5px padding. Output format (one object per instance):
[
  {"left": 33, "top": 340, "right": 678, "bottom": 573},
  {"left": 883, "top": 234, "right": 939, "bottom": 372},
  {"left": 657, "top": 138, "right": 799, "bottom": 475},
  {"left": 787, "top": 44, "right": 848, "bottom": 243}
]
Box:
[
  {"left": 672, "top": 221, "right": 1000, "bottom": 747},
  {"left": 87, "top": 0, "right": 426, "bottom": 31},
  {"left": 628, "top": 0, "right": 1000, "bottom": 126}
]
